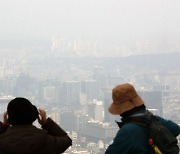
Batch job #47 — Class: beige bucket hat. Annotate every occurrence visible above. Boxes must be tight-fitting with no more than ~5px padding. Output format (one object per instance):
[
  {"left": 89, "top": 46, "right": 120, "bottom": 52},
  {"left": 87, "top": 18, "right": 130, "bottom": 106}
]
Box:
[{"left": 108, "top": 83, "right": 144, "bottom": 115}]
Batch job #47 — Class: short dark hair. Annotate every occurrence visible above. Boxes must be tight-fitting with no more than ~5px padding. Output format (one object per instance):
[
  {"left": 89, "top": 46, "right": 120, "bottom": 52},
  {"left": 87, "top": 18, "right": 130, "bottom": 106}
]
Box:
[{"left": 7, "top": 97, "right": 39, "bottom": 125}]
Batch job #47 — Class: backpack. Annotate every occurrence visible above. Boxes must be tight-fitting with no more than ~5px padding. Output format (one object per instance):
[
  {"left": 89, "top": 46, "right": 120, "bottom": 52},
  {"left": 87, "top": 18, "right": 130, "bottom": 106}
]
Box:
[{"left": 124, "top": 112, "right": 179, "bottom": 154}]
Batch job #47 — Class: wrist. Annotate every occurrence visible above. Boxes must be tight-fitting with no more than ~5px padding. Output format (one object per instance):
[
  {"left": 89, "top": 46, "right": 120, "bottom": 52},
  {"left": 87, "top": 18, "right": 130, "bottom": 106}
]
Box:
[
  {"left": 2, "top": 122, "right": 9, "bottom": 126},
  {"left": 41, "top": 121, "right": 47, "bottom": 126},
  {"left": 41, "top": 118, "right": 50, "bottom": 127},
  {"left": 39, "top": 118, "right": 48, "bottom": 126},
  {"left": 0, "top": 122, "right": 9, "bottom": 127}
]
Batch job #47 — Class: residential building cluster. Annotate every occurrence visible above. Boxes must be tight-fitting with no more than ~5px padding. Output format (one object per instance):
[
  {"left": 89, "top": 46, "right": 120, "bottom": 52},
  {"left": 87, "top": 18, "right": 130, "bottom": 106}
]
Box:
[
  {"left": 0, "top": 38, "right": 179, "bottom": 153},
  {"left": 51, "top": 36, "right": 180, "bottom": 57}
]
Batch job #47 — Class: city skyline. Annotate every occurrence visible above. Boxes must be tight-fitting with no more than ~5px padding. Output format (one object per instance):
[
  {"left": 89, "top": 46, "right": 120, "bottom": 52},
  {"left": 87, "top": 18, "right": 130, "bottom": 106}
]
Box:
[{"left": 0, "top": 0, "right": 180, "bottom": 152}]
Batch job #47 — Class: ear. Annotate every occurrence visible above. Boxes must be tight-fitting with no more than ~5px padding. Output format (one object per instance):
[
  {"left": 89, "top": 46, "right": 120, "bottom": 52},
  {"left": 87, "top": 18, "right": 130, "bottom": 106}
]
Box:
[
  {"left": 7, "top": 114, "right": 10, "bottom": 123},
  {"left": 3, "top": 111, "right": 10, "bottom": 125}
]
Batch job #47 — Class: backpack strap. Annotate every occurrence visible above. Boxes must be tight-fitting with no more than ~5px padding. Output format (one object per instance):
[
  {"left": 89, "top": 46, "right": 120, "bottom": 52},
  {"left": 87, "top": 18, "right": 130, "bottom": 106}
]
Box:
[{"left": 124, "top": 117, "right": 150, "bottom": 128}]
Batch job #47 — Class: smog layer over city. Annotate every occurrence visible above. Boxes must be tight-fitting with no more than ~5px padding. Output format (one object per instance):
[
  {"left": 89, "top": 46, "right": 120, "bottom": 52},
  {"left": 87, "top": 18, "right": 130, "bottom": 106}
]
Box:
[{"left": 0, "top": 0, "right": 180, "bottom": 153}]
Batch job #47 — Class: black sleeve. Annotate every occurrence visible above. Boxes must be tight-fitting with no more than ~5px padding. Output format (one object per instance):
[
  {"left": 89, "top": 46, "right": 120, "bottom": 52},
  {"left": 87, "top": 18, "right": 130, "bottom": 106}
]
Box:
[
  {"left": 42, "top": 118, "right": 69, "bottom": 136},
  {"left": 0, "top": 122, "right": 9, "bottom": 134},
  {"left": 41, "top": 118, "right": 72, "bottom": 154}
]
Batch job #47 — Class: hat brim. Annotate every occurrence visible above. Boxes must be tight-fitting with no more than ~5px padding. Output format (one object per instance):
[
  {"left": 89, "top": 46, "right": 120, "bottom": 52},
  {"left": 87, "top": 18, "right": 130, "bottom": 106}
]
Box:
[{"left": 108, "top": 95, "right": 144, "bottom": 115}]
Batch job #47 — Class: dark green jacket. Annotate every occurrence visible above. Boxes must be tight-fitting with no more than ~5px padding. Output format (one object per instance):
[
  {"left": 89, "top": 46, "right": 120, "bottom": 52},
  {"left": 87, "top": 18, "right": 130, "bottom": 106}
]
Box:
[
  {"left": 105, "top": 111, "right": 180, "bottom": 154},
  {"left": 0, "top": 118, "right": 72, "bottom": 154}
]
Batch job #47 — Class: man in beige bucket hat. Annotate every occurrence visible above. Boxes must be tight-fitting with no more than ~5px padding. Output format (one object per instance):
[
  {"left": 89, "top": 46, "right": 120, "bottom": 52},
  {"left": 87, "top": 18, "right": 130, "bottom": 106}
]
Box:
[
  {"left": 108, "top": 83, "right": 144, "bottom": 115},
  {"left": 105, "top": 83, "right": 180, "bottom": 154}
]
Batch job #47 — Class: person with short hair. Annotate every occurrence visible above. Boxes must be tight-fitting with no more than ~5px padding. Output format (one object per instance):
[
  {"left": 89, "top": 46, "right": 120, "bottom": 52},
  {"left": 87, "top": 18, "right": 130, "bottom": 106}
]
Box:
[
  {"left": 0, "top": 97, "right": 72, "bottom": 154},
  {"left": 105, "top": 83, "right": 180, "bottom": 154}
]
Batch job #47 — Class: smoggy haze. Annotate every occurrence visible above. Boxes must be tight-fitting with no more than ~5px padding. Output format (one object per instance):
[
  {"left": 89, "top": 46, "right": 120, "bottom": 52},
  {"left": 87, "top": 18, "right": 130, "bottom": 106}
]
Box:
[{"left": 0, "top": 0, "right": 180, "bottom": 42}]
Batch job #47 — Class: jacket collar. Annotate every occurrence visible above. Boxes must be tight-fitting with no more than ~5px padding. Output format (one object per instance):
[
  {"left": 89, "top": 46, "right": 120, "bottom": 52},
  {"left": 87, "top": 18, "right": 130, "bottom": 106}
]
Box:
[{"left": 116, "top": 109, "right": 150, "bottom": 128}]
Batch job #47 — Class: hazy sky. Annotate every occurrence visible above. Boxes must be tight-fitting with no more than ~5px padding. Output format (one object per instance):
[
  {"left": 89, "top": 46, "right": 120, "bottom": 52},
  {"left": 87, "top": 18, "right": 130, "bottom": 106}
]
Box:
[{"left": 1, "top": 0, "right": 180, "bottom": 41}]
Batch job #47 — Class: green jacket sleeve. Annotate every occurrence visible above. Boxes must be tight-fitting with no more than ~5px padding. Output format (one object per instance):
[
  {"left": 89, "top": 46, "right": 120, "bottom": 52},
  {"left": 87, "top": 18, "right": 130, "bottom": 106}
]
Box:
[
  {"left": 157, "top": 116, "right": 180, "bottom": 137},
  {"left": 105, "top": 123, "right": 149, "bottom": 154}
]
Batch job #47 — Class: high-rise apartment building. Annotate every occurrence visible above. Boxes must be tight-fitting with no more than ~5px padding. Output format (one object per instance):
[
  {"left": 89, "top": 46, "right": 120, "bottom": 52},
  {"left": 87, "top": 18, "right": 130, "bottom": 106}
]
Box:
[
  {"left": 138, "top": 90, "right": 163, "bottom": 116},
  {"left": 87, "top": 100, "right": 103, "bottom": 122},
  {"left": 60, "top": 81, "right": 81, "bottom": 107},
  {"left": 103, "top": 89, "right": 119, "bottom": 124},
  {"left": 60, "top": 110, "right": 75, "bottom": 131},
  {"left": 82, "top": 122, "right": 118, "bottom": 143},
  {"left": 42, "top": 86, "right": 56, "bottom": 102},
  {"left": 81, "top": 80, "right": 100, "bottom": 101}
]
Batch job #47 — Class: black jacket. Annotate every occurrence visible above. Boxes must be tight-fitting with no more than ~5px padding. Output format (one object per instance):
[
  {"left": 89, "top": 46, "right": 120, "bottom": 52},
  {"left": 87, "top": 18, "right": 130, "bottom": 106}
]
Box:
[{"left": 0, "top": 118, "right": 72, "bottom": 154}]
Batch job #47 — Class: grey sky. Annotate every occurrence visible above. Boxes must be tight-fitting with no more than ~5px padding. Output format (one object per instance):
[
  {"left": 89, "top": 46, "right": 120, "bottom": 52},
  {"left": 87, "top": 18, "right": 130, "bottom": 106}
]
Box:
[{"left": 0, "top": 0, "right": 180, "bottom": 41}]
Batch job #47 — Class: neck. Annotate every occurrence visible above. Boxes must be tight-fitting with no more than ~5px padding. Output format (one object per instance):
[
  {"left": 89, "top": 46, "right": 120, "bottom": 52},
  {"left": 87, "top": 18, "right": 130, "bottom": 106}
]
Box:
[{"left": 120, "top": 104, "right": 146, "bottom": 120}]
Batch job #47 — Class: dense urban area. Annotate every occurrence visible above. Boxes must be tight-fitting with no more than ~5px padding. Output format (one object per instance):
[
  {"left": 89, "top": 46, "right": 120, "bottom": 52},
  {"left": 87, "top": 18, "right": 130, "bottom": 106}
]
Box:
[{"left": 0, "top": 37, "right": 179, "bottom": 153}]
